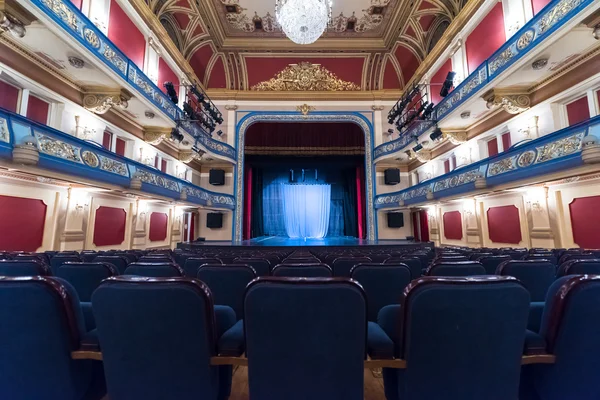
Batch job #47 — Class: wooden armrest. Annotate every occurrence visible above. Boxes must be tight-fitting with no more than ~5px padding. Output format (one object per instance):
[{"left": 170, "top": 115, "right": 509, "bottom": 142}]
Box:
[
  {"left": 71, "top": 350, "right": 103, "bottom": 361},
  {"left": 521, "top": 354, "right": 556, "bottom": 365}
]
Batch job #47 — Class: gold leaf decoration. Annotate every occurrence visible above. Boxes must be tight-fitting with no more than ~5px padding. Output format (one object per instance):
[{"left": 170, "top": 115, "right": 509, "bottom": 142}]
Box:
[{"left": 251, "top": 62, "right": 361, "bottom": 91}]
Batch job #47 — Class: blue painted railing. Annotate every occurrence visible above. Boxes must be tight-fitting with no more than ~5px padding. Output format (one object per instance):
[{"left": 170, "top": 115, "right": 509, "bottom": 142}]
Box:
[
  {"left": 374, "top": 115, "right": 600, "bottom": 208},
  {"left": 374, "top": 0, "right": 595, "bottom": 161},
  {"left": 0, "top": 108, "right": 235, "bottom": 209},
  {"left": 30, "top": 0, "right": 236, "bottom": 162}
]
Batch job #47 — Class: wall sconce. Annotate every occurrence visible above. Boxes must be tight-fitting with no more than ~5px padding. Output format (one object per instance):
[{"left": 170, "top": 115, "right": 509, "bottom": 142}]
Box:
[
  {"left": 528, "top": 200, "right": 543, "bottom": 212},
  {"left": 74, "top": 115, "right": 96, "bottom": 140}
]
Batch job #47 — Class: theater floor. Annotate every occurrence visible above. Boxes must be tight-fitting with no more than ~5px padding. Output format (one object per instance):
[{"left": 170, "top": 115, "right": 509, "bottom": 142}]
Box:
[{"left": 229, "top": 366, "right": 386, "bottom": 399}]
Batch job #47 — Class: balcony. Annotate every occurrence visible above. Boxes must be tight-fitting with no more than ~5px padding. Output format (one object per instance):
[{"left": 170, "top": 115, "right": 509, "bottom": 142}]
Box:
[{"left": 0, "top": 108, "right": 235, "bottom": 209}]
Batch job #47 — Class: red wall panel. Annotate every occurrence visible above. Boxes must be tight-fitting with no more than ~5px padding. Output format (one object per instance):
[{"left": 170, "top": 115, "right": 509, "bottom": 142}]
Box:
[
  {"left": 149, "top": 212, "right": 168, "bottom": 242},
  {"left": 26, "top": 95, "right": 49, "bottom": 124},
  {"left": 566, "top": 97, "right": 590, "bottom": 126},
  {"left": 443, "top": 211, "right": 463, "bottom": 240},
  {"left": 93, "top": 206, "right": 126, "bottom": 247},
  {"left": 102, "top": 131, "right": 112, "bottom": 150},
  {"left": 189, "top": 45, "right": 215, "bottom": 84},
  {"left": 208, "top": 57, "right": 227, "bottom": 89},
  {"left": 382, "top": 59, "right": 401, "bottom": 89},
  {"left": 161, "top": 159, "right": 167, "bottom": 173},
  {"left": 0, "top": 80, "right": 19, "bottom": 112},
  {"left": 487, "top": 205, "right": 522, "bottom": 244},
  {"left": 487, "top": 137, "right": 499, "bottom": 157},
  {"left": 502, "top": 132, "right": 512, "bottom": 151},
  {"left": 158, "top": 58, "right": 179, "bottom": 95},
  {"left": 108, "top": 0, "right": 146, "bottom": 68},
  {"left": 0, "top": 195, "right": 47, "bottom": 251},
  {"left": 430, "top": 58, "right": 453, "bottom": 105},
  {"left": 531, "top": 0, "right": 552, "bottom": 14},
  {"left": 444, "top": 159, "right": 450, "bottom": 174},
  {"left": 569, "top": 196, "right": 600, "bottom": 249},
  {"left": 466, "top": 3, "right": 506, "bottom": 74},
  {"left": 115, "top": 137, "right": 126, "bottom": 156},
  {"left": 394, "top": 45, "right": 420, "bottom": 87}
]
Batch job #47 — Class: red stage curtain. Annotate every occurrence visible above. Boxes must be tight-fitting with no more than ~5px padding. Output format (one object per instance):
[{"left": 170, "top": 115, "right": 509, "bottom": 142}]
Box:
[
  {"left": 412, "top": 212, "right": 420, "bottom": 241},
  {"left": 245, "top": 122, "right": 365, "bottom": 156},
  {"left": 243, "top": 166, "right": 252, "bottom": 240},
  {"left": 419, "top": 210, "right": 429, "bottom": 242}
]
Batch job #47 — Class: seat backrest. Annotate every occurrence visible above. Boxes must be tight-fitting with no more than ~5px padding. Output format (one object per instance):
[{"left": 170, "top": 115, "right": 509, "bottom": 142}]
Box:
[
  {"left": 196, "top": 264, "right": 256, "bottom": 320},
  {"left": 478, "top": 255, "right": 512, "bottom": 274},
  {"left": 425, "top": 261, "right": 486, "bottom": 277},
  {"left": 0, "top": 276, "right": 91, "bottom": 399},
  {"left": 535, "top": 275, "right": 600, "bottom": 399},
  {"left": 232, "top": 258, "right": 270, "bottom": 276},
  {"left": 50, "top": 254, "right": 82, "bottom": 274},
  {"left": 124, "top": 262, "right": 184, "bottom": 277},
  {"left": 386, "top": 257, "right": 422, "bottom": 279},
  {"left": 434, "top": 255, "right": 469, "bottom": 263},
  {"left": 350, "top": 263, "right": 411, "bottom": 321},
  {"left": 502, "top": 250, "right": 527, "bottom": 260},
  {"left": 559, "top": 253, "right": 597, "bottom": 264},
  {"left": 496, "top": 260, "right": 555, "bottom": 301},
  {"left": 92, "top": 276, "right": 222, "bottom": 399},
  {"left": 271, "top": 264, "right": 332, "bottom": 278},
  {"left": 244, "top": 278, "right": 366, "bottom": 400},
  {"left": 332, "top": 257, "right": 372, "bottom": 277},
  {"left": 56, "top": 262, "right": 118, "bottom": 302},
  {"left": 0, "top": 259, "right": 51, "bottom": 276},
  {"left": 113, "top": 252, "right": 137, "bottom": 263},
  {"left": 80, "top": 252, "right": 99, "bottom": 262},
  {"left": 93, "top": 255, "right": 129, "bottom": 275},
  {"left": 368, "top": 254, "right": 391, "bottom": 263},
  {"left": 470, "top": 252, "right": 493, "bottom": 261},
  {"left": 183, "top": 257, "right": 222, "bottom": 277},
  {"left": 398, "top": 276, "right": 530, "bottom": 400},
  {"left": 557, "top": 259, "right": 600, "bottom": 277},
  {"left": 525, "top": 253, "right": 558, "bottom": 265}
]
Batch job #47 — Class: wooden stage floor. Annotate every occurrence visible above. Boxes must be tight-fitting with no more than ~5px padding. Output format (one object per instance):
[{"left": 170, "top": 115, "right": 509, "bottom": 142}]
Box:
[{"left": 229, "top": 366, "right": 386, "bottom": 400}]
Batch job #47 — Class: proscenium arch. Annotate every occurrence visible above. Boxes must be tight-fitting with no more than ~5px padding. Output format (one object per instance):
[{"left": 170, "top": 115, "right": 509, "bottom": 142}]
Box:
[{"left": 233, "top": 111, "right": 377, "bottom": 241}]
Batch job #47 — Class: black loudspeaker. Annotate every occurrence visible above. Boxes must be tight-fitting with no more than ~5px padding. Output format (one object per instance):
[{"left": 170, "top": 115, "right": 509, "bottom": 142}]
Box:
[
  {"left": 209, "top": 169, "right": 225, "bottom": 185},
  {"left": 194, "top": 237, "right": 206, "bottom": 242},
  {"left": 387, "top": 212, "right": 404, "bottom": 228},
  {"left": 384, "top": 168, "right": 400, "bottom": 185},
  {"left": 206, "top": 213, "right": 223, "bottom": 228}
]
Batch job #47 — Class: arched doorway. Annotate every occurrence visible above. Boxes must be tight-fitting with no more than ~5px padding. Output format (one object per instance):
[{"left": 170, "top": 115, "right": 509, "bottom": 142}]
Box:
[{"left": 234, "top": 112, "right": 376, "bottom": 241}]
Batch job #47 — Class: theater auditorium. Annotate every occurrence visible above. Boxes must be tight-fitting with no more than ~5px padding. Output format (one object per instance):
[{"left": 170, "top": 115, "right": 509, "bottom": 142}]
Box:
[{"left": 0, "top": 0, "right": 600, "bottom": 398}]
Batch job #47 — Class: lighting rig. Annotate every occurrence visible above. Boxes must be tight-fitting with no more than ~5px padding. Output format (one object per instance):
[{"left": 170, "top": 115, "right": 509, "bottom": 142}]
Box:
[
  {"left": 387, "top": 83, "right": 436, "bottom": 138},
  {"left": 163, "top": 81, "right": 224, "bottom": 151}
]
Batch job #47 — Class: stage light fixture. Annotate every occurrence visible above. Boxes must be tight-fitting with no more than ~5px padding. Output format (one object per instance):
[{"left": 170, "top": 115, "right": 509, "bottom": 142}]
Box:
[
  {"left": 216, "top": 130, "right": 224, "bottom": 137},
  {"left": 170, "top": 128, "right": 184, "bottom": 143},
  {"left": 164, "top": 82, "right": 178, "bottom": 104},
  {"left": 430, "top": 128, "right": 443, "bottom": 142},
  {"left": 183, "top": 102, "right": 195, "bottom": 119},
  {"left": 440, "top": 71, "right": 456, "bottom": 98},
  {"left": 413, "top": 143, "right": 423, "bottom": 153},
  {"left": 420, "top": 102, "right": 435, "bottom": 120},
  {"left": 189, "top": 85, "right": 205, "bottom": 102}
]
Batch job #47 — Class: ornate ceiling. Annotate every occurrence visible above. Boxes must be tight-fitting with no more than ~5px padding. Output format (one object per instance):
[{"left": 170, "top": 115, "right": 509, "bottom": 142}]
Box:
[{"left": 145, "top": 0, "right": 470, "bottom": 92}]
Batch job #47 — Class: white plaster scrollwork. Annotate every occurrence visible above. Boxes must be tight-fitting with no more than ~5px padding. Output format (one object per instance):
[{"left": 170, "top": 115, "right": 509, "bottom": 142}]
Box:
[
  {"left": 483, "top": 89, "right": 531, "bottom": 114},
  {"left": 82, "top": 88, "right": 131, "bottom": 115}
]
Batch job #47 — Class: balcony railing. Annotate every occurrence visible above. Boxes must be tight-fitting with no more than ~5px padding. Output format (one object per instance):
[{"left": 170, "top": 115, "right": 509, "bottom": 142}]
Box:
[
  {"left": 374, "top": 114, "right": 600, "bottom": 208},
  {"left": 374, "top": 0, "right": 596, "bottom": 161},
  {"left": 30, "top": 0, "right": 236, "bottom": 162},
  {"left": 0, "top": 108, "right": 235, "bottom": 209}
]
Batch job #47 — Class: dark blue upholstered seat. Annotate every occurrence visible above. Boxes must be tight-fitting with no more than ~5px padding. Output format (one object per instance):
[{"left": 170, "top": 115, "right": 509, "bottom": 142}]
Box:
[
  {"left": 478, "top": 255, "right": 512, "bottom": 274},
  {"left": 332, "top": 257, "right": 372, "bottom": 277},
  {"left": 137, "top": 255, "right": 173, "bottom": 264},
  {"left": 433, "top": 255, "right": 469, "bottom": 263},
  {"left": 424, "top": 261, "right": 486, "bottom": 276},
  {"left": 525, "top": 253, "right": 558, "bottom": 265},
  {"left": 50, "top": 254, "right": 82, "bottom": 274},
  {"left": 350, "top": 263, "right": 411, "bottom": 321},
  {"left": 197, "top": 264, "right": 257, "bottom": 320},
  {"left": 471, "top": 252, "right": 493, "bottom": 261},
  {"left": 369, "top": 254, "right": 391, "bottom": 263},
  {"left": 385, "top": 257, "right": 422, "bottom": 279},
  {"left": 113, "top": 252, "right": 137, "bottom": 263},
  {"left": 523, "top": 275, "right": 600, "bottom": 400},
  {"left": 56, "top": 262, "right": 118, "bottom": 302},
  {"left": 232, "top": 258, "right": 270, "bottom": 276},
  {"left": 92, "top": 276, "right": 234, "bottom": 400},
  {"left": 271, "top": 263, "right": 332, "bottom": 277},
  {"left": 502, "top": 250, "right": 528, "bottom": 260},
  {"left": 124, "top": 262, "right": 184, "bottom": 277},
  {"left": 80, "top": 252, "right": 99, "bottom": 262},
  {"left": 556, "top": 259, "right": 600, "bottom": 277},
  {"left": 93, "top": 255, "right": 129, "bottom": 275},
  {"left": 183, "top": 257, "right": 222, "bottom": 277},
  {"left": 497, "top": 260, "right": 556, "bottom": 301},
  {"left": 558, "top": 252, "right": 596, "bottom": 264},
  {"left": 0, "top": 259, "right": 51, "bottom": 276},
  {"left": 244, "top": 277, "right": 367, "bottom": 400},
  {"left": 379, "top": 276, "right": 530, "bottom": 400},
  {"left": 0, "top": 276, "right": 102, "bottom": 400},
  {"left": 174, "top": 252, "right": 195, "bottom": 267}
]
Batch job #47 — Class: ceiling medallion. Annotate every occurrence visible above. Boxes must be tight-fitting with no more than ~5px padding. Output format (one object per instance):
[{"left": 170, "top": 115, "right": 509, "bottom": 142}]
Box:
[
  {"left": 275, "top": 0, "right": 332, "bottom": 44},
  {"left": 251, "top": 62, "right": 360, "bottom": 91}
]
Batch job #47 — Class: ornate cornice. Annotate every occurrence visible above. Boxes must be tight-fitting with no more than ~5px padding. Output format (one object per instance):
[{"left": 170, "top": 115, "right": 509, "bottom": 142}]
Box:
[
  {"left": 414, "top": 149, "right": 432, "bottom": 163},
  {"left": 178, "top": 149, "right": 204, "bottom": 163},
  {"left": 251, "top": 62, "right": 361, "bottom": 91},
  {"left": 82, "top": 87, "right": 132, "bottom": 114},
  {"left": 482, "top": 89, "right": 531, "bottom": 115},
  {"left": 206, "top": 88, "right": 402, "bottom": 101},
  {"left": 143, "top": 126, "right": 171, "bottom": 145},
  {"left": 442, "top": 129, "right": 467, "bottom": 145}
]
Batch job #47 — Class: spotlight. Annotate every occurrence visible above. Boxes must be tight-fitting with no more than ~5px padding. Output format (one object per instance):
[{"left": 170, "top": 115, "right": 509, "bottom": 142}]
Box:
[
  {"left": 216, "top": 130, "right": 224, "bottom": 137},
  {"left": 430, "top": 128, "right": 443, "bottom": 142},
  {"left": 413, "top": 143, "right": 423, "bottom": 153},
  {"left": 189, "top": 85, "right": 205, "bottom": 102},
  {"left": 387, "top": 128, "right": 394, "bottom": 136},
  {"left": 164, "top": 82, "right": 178, "bottom": 104},
  {"left": 169, "top": 128, "right": 184, "bottom": 143},
  {"left": 440, "top": 71, "right": 456, "bottom": 98},
  {"left": 420, "top": 102, "right": 435, "bottom": 120},
  {"left": 183, "top": 102, "right": 195, "bottom": 119}
]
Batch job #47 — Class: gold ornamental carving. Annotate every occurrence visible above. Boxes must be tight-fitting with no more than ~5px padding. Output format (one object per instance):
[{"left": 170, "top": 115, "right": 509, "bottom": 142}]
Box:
[
  {"left": 82, "top": 88, "right": 131, "bottom": 115},
  {"left": 143, "top": 127, "right": 171, "bottom": 145},
  {"left": 178, "top": 149, "right": 204, "bottom": 163},
  {"left": 443, "top": 130, "right": 467, "bottom": 145},
  {"left": 296, "top": 104, "right": 315, "bottom": 116},
  {"left": 414, "top": 149, "right": 432, "bottom": 163},
  {"left": 251, "top": 62, "right": 361, "bottom": 92},
  {"left": 483, "top": 89, "right": 531, "bottom": 115}
]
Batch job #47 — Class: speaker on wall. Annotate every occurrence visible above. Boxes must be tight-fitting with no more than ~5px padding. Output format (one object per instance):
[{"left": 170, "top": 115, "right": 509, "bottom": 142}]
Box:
[
  {"left": 206, "top": 213, "right": 223, "bottom": 228},
  {"left": 387, "top": 212, "right": 404, "bottom": 228},
  {"left": 384, "top": 168, "right": 400, "bottom": 185},
  {"left": 209, "top": 169, "right": 225, "bottom": 185}
]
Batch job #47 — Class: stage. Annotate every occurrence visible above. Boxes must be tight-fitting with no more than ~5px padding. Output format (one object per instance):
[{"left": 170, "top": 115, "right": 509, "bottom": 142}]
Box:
[{"left": 179, "top": 236, "right": 430, "bottom": 250}]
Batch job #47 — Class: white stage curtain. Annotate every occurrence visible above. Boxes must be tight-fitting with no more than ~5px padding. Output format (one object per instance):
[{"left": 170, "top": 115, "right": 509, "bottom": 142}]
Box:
[{"left": 282, "top": 184, "right": 331, "bottom": 239}]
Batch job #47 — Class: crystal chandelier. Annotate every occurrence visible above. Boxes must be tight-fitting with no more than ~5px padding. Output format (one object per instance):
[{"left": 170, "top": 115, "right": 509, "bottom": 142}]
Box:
[{"left": 275, "top": 0, "right": 332, "bottom": 45}]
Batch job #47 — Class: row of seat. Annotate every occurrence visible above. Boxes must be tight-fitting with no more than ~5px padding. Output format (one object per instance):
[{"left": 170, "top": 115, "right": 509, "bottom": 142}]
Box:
[{"left": 1, "top": 273, "right": 596, "bottom": 400}]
